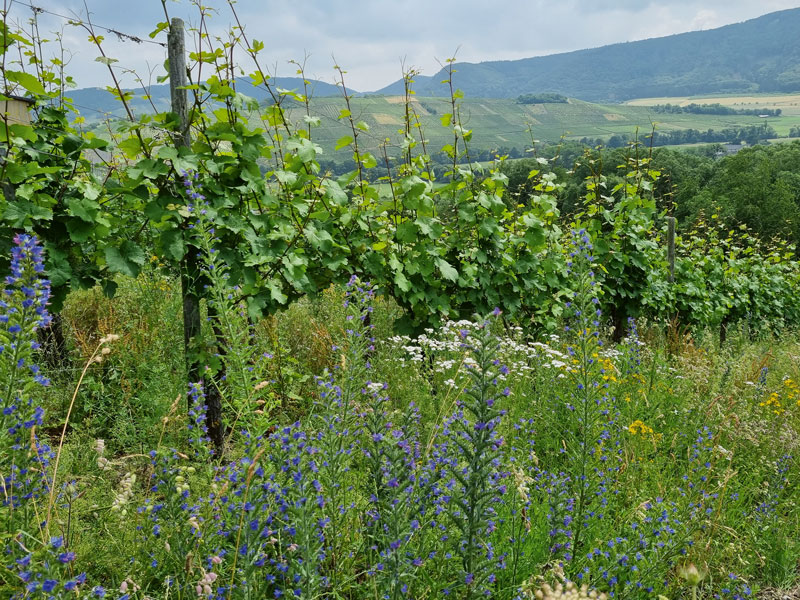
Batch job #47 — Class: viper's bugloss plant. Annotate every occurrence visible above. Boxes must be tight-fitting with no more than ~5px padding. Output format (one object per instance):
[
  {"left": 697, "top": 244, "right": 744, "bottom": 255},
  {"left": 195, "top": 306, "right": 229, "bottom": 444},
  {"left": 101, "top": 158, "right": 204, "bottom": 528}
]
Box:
[
  {"left": 439, "top": 309, "right": 509, "bottom": 597},
  {"left": 0, "top": 234, "right": 51, "bottom": 456},
  {"left": 362, "top": 381, "right": 423, "bottom": 598},
  {"left": 1, "top": 235, "right": 93, "bottom": 598},
  {"left": 313, "top": 276, "right": 375, "bottom": 585},
  {"left": 557, "top": 229, "right": 622, "bottom": 563}
]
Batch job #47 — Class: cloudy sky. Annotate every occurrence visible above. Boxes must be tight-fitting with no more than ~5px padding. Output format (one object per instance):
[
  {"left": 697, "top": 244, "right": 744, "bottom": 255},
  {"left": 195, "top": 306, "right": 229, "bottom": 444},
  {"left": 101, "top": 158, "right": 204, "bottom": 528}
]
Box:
[{"left": 11, "top": 0, "right": 800, "bottom": 92}]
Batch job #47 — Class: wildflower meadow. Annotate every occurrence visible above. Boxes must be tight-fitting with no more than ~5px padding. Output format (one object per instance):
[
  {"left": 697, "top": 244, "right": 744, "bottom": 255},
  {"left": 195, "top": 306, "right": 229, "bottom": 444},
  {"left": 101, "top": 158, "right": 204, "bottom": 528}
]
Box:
[
  {"left": 0, "top": 8, "right": 799, "bottom": 600},
  {"left": 2, "top": 223, "right": 798, "bottom": 599}
]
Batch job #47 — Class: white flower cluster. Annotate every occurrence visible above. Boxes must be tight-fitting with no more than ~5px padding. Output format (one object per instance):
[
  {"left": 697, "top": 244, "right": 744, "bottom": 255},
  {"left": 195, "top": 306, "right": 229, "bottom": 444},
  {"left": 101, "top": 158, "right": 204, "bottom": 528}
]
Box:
[
  {"left": 533, "top": 582, "right": 607, "bottom": 600},
  {"left": 111, "top": 472, "right": 136, "bottom": 516},
  {"left": 512, "top": 466, "right": 534, "bottom": 503},
  {"left": 386, "top": 319, "right": 572, "bottom": 381},
  {"left": 365, "top": 381, "right": 387, "bottom": 394},
  {"left": 94, "top": 334, "right": 120, "bottom": 364},
  {"left": 93, "top": 438, "right": 111, "bottom": 471}
]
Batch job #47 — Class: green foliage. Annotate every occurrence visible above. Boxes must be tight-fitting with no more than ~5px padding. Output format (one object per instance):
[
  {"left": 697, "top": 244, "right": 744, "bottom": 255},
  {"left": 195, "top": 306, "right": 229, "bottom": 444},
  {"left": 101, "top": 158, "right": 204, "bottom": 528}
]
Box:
[
  {"left": 678, "top": 142, "right": 800, "bottom": 249},
  {"left": 577, "top": 148, "right": 660, "bottom": 333},
  {"left": 0, "top": 101, "right": 131, "bottom": 310},
  {"left": 643, "top": 220, "right": 800, "bottom": 332},
  {"left": 515, "top": 93, "right": 568, "bottom": 104},
  {"left": 6, "top": 8, "right": 800, "bottom": 351}
]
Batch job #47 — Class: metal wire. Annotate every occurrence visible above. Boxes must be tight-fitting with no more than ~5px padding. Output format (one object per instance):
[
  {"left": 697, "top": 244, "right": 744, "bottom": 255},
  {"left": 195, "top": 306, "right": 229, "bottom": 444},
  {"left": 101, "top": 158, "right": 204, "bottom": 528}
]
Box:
[{"left": 10, "top": 0, "right": 167, "bottom": 47}]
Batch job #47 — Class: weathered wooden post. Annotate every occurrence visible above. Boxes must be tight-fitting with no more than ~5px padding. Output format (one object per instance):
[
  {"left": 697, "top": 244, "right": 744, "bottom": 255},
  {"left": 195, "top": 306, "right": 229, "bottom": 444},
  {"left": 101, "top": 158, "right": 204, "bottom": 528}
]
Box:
[
  {"left": 168, "top": 18, "right": 223, "bottom": 448},
  {"left": 168, "top": 18, "right": 200, "bottom": 394},
  {"left": 0, "top": 94, "right": 33, "bottom": 138},
  {"left": 168, "top": 20, "right": 191, "bottom": 149},
  {"left": 667, "top": 216, "right": 676, "bottom": 283}
]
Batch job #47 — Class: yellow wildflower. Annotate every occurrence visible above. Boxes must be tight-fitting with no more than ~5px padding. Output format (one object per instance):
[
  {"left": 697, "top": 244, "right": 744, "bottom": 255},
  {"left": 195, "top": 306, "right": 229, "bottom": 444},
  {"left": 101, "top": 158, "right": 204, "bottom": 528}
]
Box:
[
  {"left": 628, "top": 420, "right": 662, "bottom": 441},
  {"left": 628, "top": 420, "right": 653, "bottom": 435}
]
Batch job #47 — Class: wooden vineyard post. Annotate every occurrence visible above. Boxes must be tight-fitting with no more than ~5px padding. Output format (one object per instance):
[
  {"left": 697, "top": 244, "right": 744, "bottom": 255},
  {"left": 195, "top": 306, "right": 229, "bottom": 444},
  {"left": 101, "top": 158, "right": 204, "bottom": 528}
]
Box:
[
  {"left": 169, "top": 18, "right": 223, "bottom": 448},
  {"left": 167, "top": 19, "right": 191, "bottom": 149},
  {"left": 168, "top": 18, "right": 199, "bottom": 394},
  {"left": 667, "top": 216, "right": 676, "bottom": 283}
]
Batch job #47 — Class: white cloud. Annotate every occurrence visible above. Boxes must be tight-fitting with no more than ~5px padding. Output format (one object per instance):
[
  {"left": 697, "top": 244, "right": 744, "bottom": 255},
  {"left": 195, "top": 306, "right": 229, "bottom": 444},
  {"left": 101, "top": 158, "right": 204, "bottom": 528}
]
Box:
[{"left": 689, "top": 9, "right": 721, "bottom": 30}]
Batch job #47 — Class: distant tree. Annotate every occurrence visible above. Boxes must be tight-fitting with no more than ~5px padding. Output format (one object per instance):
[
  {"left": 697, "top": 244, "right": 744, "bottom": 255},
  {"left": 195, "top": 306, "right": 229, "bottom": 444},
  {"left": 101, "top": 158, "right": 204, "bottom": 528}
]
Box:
[
  {"left": 607, "top": 134, "right": 627, "bottom": 148},
  {"left": 516, "top": 93, "right": 568, "bottom": 104},
  {"left": 680, "top": 142, "right": 800, "bottom": 250}
]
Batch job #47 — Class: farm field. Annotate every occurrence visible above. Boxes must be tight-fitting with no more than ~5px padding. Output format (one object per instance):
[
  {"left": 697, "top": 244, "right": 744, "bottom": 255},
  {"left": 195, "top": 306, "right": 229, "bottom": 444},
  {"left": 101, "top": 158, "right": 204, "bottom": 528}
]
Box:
[
  {"left": 624, "top": 93, "right": 800, "bottom": 137},
  {"left": 624, "top": 93, "right": 800, "bottom": 114}
]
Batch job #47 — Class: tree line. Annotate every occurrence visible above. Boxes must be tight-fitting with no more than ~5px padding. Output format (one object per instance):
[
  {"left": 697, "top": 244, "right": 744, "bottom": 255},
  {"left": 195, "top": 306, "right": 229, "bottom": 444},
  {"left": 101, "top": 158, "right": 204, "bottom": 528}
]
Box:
[
  {"left": 651, "top": 102, "right": 782, "bottom": 117},
  {"left": 579, "top": 123, "right": 777, "bottom": 148},
  {"left": 515, "top": 93, "right": 569, "bottom": 104}
]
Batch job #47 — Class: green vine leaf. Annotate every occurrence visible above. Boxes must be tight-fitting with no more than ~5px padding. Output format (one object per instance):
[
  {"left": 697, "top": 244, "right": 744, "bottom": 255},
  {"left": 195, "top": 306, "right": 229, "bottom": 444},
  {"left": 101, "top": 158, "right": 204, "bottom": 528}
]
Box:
[
  {"left": 105, "top": 241, "right": 146, "bottom": 278},
  {"left": 4, "top": 70, "right": 45, "bottom": 95},
  {"left": 436, "top": 258, "right": 459, "bottom": 282}
]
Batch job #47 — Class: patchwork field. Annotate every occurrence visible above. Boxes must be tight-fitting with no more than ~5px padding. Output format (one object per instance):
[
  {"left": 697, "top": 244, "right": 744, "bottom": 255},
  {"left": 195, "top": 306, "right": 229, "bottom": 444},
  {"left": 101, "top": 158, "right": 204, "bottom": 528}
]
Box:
[
  {"left": 625, "top": 93, "right": 800, "bottom": 115},
  {"left": 253, "top": 93, "right": 800, "bottom": 159}
]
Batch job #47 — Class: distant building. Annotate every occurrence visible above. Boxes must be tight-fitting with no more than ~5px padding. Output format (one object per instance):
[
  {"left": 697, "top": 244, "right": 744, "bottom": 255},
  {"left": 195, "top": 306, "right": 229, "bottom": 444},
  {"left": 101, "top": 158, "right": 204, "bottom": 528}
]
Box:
[{"left": 715, "top": 143, "right": 746, "bottom": 157}]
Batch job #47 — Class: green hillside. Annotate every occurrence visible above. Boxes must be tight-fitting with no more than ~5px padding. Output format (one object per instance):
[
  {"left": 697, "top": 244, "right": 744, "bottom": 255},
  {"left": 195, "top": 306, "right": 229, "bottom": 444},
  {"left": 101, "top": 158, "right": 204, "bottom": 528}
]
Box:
[
  {"left": 75, "top": 87, "right": 800, "bottom": 161},
  {"left": 375, "top": 8, "right": 800, "bottom": 101},
  {"left": 265, "top": 94, "right": 800, "bottom": 159}
]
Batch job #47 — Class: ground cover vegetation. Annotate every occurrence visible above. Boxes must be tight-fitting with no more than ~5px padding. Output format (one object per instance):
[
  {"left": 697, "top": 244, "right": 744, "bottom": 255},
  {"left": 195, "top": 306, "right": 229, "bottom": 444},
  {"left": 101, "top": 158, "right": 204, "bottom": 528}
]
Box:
[{"left": 0, "top": 6, "right": 799, "bottom": 600}]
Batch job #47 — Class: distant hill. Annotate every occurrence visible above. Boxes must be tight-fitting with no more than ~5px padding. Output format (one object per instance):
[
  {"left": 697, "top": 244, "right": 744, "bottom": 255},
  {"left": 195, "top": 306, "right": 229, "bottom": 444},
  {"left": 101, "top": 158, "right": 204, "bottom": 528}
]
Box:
[
  {"left": 374, "top": 8, "right": 800, "bottom": 101},
  {"left": 236, "top": 94, "right": 798, "bottom": 160},
  {"left": 67, "top": 76, "right": 349, "bottom": 118}
]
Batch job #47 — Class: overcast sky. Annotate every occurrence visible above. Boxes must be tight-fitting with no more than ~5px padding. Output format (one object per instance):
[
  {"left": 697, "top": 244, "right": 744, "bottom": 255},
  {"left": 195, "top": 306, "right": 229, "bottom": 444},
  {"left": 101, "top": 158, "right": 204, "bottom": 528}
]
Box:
[{"left": 11, "top": 0, "right": 800, "bottom": 93}]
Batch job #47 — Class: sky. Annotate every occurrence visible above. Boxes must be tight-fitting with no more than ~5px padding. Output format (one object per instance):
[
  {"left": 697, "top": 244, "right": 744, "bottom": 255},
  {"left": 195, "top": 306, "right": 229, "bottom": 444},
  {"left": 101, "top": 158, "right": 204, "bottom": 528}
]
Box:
[{"left": 11, "top": 0, "right": 800, "bottom": 93}]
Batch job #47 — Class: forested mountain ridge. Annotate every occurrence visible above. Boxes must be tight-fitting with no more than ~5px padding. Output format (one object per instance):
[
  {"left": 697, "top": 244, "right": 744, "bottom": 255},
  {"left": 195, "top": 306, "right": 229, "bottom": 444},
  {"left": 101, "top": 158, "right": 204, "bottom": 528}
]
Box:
[
  {"left": 375, "top": 8, "right": 800, "bottom": 101},
  {"left": 67, "top": 76, "right": 350, "bottom": 118}
]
